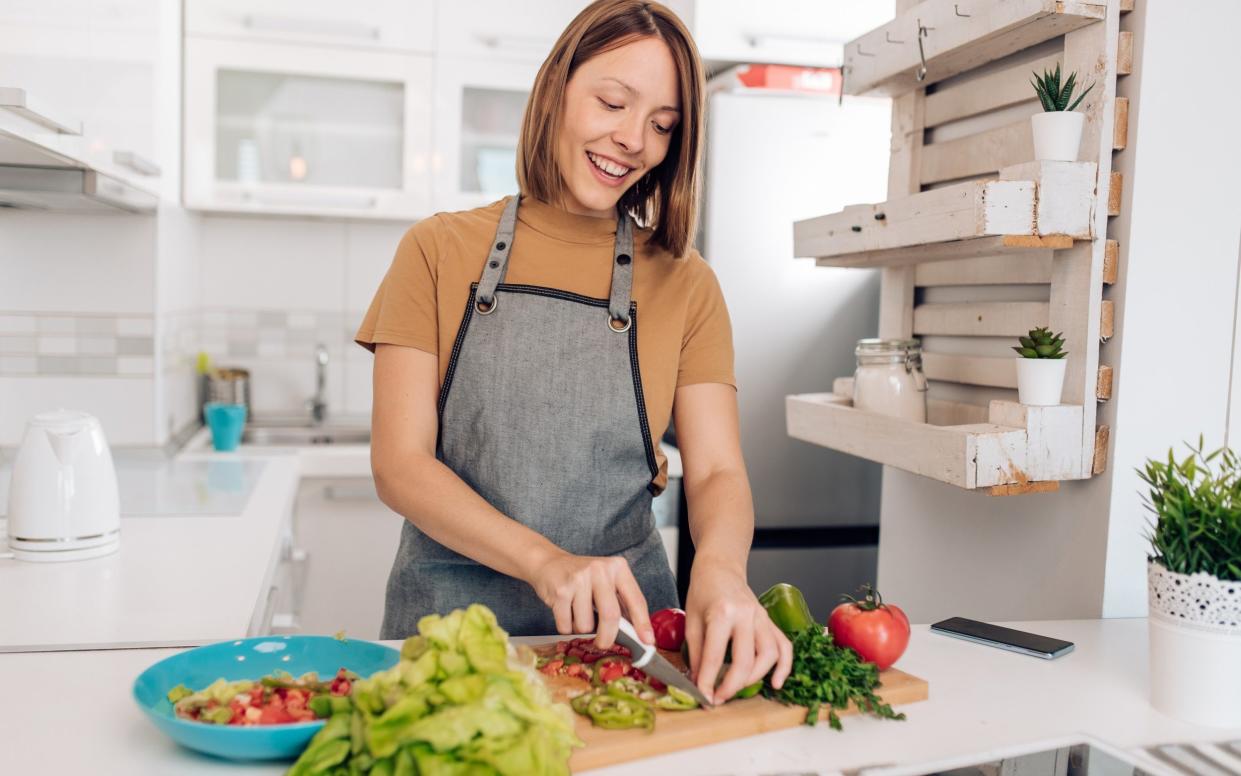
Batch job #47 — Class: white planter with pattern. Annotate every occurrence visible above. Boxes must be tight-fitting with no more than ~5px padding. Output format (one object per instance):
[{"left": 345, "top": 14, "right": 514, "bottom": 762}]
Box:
[{"left": 1147, "top": 560, "right": 1241, "bottom": 727}]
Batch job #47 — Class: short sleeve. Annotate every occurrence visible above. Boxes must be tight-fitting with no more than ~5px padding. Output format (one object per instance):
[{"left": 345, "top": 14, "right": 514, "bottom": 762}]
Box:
[
  {"left": 677, "top": 257, "right": 736, "bottom": 388},
  {"left": 354, "top": 221, "right": 439, "bottom": 355}
]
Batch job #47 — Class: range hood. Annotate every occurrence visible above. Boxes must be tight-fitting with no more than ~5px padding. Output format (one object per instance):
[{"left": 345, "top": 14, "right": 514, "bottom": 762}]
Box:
[{"left": 0, "top": 165, "right": 157, "bottom": 213}]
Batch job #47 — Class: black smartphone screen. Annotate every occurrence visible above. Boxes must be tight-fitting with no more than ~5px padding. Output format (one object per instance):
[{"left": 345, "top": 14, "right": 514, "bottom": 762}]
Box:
[{"left": 930, "top": 617, "right": 1074, "bottom": 657}]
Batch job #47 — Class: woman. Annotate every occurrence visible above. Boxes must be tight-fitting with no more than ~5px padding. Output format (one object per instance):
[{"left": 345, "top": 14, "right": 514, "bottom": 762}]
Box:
[{"left": 355, "top": 0, "right": 791, "bottom": 704}]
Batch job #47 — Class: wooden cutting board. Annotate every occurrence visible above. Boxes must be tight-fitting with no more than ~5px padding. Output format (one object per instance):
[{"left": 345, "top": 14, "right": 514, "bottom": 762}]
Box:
[{"left": 531, "top": 642, "right": 929, "bottom": 772}]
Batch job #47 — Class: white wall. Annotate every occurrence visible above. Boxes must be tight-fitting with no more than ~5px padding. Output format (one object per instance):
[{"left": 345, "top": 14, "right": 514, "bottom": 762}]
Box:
[{"left": 877, "top": 0, "right": 1241, "bottom": 623}]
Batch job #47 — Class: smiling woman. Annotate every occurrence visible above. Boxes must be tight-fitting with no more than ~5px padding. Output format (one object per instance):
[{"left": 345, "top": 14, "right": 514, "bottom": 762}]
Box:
[{"left": 355, "top": 0, "right": 791, "bottom": 707}]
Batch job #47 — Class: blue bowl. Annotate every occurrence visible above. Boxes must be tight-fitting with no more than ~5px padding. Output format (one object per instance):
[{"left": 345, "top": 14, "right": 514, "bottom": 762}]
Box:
[{"left": 133, "top": 635, "right": 399, "bottom": 761}]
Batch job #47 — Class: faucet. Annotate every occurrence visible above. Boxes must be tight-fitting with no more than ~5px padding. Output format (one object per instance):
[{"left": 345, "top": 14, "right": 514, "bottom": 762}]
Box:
[{"left": 308, "top": 343, "right": 329, "bottom": 425}]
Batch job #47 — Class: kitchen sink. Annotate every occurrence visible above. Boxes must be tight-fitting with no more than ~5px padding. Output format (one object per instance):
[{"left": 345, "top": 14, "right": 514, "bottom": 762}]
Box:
[{"left": 241, "top": 425, "right": 371, "bottom": 446}]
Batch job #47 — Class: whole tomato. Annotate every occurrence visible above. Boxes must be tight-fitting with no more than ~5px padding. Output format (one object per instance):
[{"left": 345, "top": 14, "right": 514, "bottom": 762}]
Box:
[
  {"left": 827, "top": 585, "right": 910, "bottom": 671},
  {"left": 650, "top": 608, "right": 686, "bottom": 651}
]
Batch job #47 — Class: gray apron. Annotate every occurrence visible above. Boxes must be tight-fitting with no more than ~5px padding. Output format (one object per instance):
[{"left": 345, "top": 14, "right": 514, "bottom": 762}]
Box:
[{"left": 380, "top": 195, "right": 680, "bottom": 638}]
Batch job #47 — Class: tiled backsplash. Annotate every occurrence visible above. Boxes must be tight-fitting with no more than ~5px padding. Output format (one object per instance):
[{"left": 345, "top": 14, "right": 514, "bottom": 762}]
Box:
[{"left": 0, "top": 312, "right": 156, "bottom": 377}]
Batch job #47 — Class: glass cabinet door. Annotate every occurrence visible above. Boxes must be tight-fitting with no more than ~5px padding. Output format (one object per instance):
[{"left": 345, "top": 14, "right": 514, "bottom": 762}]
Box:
[
  {"left": 433, "top": 56, "right": 539, "bottom": 213},
  {"left": 185, "top": 37, "right": 431, "bottom": 219}
]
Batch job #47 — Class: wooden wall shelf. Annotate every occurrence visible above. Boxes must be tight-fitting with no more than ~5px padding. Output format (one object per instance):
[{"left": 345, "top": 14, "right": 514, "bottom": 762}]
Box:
[
  {"left": 787, "top": 380, "right": 1085, "bottom": 489},
  {"left": 843, "top": 0, "right": 1106, "bottom": 97},
  {"left": 794, "top": 161, "right": 1096, "bottom": 269},
  {"left": 786, "top": 0, "right": 1124, "bottom": 491}
]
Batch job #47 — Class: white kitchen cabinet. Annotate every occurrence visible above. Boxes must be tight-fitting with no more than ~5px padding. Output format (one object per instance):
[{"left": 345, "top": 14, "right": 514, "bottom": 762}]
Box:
[
  {"left": 673, "top": 0, "right": 895, "bottom": 70},
  {"left": 287, "top": 477, "right": 403, "bottom": 640},
  {"left": 434, "top": 0, "right": 582, "bottom": 62},
  {"left": 183, "top": 37, "right": 431, "bottom": 219},
  {"left": 0, "top": 0, "right": 161, "bottom": 192},
  {"left": 432, "top": 56, "right": 538, "bottom": 213},
  {"left": 185, "top": 0, "right": 433, "bottom": 54}
]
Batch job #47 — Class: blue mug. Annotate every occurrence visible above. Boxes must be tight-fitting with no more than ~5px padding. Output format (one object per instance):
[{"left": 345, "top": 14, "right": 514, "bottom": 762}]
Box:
[{"left": 204, "top": 402, "right": 247, "bottom": 452}]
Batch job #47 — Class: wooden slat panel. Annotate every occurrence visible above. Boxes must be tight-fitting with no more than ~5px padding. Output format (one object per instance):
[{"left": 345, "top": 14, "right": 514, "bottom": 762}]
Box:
[
  {"left": 913, "top": 302, "right": 1048, "bottom": 337},
  {"left": 1103, "top": 240, "right": 1119, "bottom": 285},
  {"left": 817, "top": 235, "right": 1070, "bottom": 270},
  {"left": 843, "top": 0, "right": 1106, "bottom": 97},
  {"left": 923, "top": 352, "right": 1018, "bottom": 388},
  {"left": 925, "top": 52, "right": 1060, "bottom": 127},
  {"left": 1113, "top": 97, "right": 1129, "bottom": 150},
  {"left": 1099, "top": 299, "right": 1115, "bottom": 340},
  {"left": 1093, "top": 425, "right": 1111, "bottom": 474},
  {"left": 920, "top": 121, "right": 1032, "bottom": 185},
  {"left": 1120, "top": 0, "right": 1134, "bottom": 12},
  {"left": 915, "top": 252, "right": 1054, "bottom": 286},
  {"left": 1096, "top": 365, "right": 1113, "bottom": 400},
  {"left": 1108, "top": 171, "right": 1123, "bottom": 215},
  {"left": 880, "top": 90, "right": 924, "bottom": 339},
  {"left": 989, "top": 401, "right": 1086, "bottom": 480},
  {"left": 1118, "top": 31, "right": 1133, "bottom": 74}
]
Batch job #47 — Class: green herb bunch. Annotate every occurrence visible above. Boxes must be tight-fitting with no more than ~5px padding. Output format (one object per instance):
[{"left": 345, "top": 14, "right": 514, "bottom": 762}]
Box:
[
  {"left": 1140, "top": 437, "right": 1241, "bottom": 582},
  {"left": 1013, "top": 326, "right": 1067, "bottom": 359},
  {"left": 762, "top": 625, "right": 906, "bottom": 730},
  {"left": 1030, "top": 63, "right": 1094, "bottom": 112}
]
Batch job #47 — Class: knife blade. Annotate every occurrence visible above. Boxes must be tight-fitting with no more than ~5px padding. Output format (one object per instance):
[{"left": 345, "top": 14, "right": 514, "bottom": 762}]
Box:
[{"left": 614, "top": 616, "right": 715, "bottom": 708}]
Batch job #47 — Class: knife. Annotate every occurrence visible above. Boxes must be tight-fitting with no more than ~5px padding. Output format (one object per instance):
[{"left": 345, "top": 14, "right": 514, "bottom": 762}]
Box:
[{"left": 614, "top": 616, "right": 715, "bottom": 708}]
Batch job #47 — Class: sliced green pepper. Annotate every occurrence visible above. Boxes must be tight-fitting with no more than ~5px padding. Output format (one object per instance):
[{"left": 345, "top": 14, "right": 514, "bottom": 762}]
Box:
[
  {"left": 735, "top": 680, "right": 763, "bottom": 699},
  {"left": 653, "top": 685, "right": 698, "bottom": 710},
  {"left": 759, "top": 582, "right": 817, "bottom": 636}
]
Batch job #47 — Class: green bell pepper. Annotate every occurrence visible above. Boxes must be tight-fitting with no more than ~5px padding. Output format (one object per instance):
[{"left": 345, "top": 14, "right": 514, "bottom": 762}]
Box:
[{"left": 759, "top": 582, "right": 816, "bottom": 636}]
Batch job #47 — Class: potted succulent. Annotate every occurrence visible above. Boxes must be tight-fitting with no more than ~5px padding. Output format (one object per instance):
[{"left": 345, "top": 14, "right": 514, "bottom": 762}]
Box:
[
  {"left": 1029, "top": 64, "right": 1095, "bottom": 162},
  {"left": 1140, "top": 439, "right": 1241, "bottom": 727},
  {"left": 1012, "top": 327, "right": 1066, "bottom": 406}
]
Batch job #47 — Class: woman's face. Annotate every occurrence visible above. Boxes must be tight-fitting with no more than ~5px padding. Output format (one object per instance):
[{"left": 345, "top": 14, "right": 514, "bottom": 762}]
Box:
[{"left": 556, "top": 36, "right": 682, "bottom": 219}]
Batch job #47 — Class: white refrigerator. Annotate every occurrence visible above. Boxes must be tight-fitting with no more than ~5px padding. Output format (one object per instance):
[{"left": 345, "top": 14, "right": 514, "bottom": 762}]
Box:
[{"left": 695, "top": 86, "right": 893, "bottom": 617}]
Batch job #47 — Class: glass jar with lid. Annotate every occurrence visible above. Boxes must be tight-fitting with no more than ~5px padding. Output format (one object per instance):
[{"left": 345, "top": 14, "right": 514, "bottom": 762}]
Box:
[{"left": 852, "top": 339, "right": 928, "bottom": 422}]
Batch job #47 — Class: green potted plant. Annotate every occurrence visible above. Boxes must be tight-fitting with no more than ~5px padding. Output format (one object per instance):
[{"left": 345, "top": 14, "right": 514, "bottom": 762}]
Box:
[
  {"left": 1029, "top": 64, "right": 1095, "bottom": 162},
  {"left": 1140, "top": 439, "right": 1241, "bottom": 727},
  {"left": 1012, "top": 327, "right": 1066, "bottom": 406}
]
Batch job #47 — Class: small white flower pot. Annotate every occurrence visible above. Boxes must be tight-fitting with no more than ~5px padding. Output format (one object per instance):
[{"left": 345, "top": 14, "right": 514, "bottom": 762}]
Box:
[
  {"left": 1015, "top": 358, "right": 1066, "bottom": 406},
  {"left": 1031, "top": 111, "right": 1084, "bottom": 162},
  {"left": 1147, "top": 561, "right": 1241, "bottom": 727}
]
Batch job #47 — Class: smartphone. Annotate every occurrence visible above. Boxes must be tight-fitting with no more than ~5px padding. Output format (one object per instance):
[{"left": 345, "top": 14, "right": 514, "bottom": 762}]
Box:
[{"left": 930, "top": 617, "right": 1075, "bottom": 659}]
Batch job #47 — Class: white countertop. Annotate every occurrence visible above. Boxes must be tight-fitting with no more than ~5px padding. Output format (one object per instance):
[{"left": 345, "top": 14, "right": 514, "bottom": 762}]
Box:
[
  {"left": 1, "top": 618, "right": 1235, "bottom": 775},
  {"left": 0, "top": 432, "right": 372, "bottom": 652}
]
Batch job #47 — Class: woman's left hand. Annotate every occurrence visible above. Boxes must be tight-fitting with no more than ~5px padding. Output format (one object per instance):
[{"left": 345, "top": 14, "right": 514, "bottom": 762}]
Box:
[{"left": 684, "top": 562, "right": 793, "bottom": 705}]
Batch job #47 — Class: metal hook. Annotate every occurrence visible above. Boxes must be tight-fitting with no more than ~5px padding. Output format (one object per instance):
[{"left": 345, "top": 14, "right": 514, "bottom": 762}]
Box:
[
  {"left": 954, "top": 4, "right": 971, "bottom": 17},
  {"left": 885, "top": 31, "right": 905, "bottom": 44},
  {"left": 856, "top": 45, "right": 875, "bottom": 57},
  {"left": 915, "top": 20, "right": 932, "bottom": 81}
]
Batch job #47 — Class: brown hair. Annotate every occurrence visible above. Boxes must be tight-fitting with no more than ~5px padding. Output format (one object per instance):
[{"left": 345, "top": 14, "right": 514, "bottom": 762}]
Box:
[{"left": 516, "top": 0, "right": 705, "bottom": 258}]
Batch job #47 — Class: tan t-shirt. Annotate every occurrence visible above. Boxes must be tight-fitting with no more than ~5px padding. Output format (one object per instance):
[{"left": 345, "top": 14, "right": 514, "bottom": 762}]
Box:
[{"left": 355, "top": 194, "right": 735, "bottom": 493}]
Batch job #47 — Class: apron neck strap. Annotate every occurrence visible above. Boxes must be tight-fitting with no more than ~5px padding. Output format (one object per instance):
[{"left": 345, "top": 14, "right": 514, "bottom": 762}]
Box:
[
  {"left": 476, "top": 195, "right": 521, "bottom": 306},
  {"left": 475, "top": 195, "right": 636, "bottom": 324},
  {"left": 608, "top": 208, "right": 635, "bottom": 325}
]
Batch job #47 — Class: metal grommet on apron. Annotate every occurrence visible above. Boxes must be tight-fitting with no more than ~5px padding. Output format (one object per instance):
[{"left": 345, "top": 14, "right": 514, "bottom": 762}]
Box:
[{"left": 380, "top": 195, "right": 679, "bottom": 638}]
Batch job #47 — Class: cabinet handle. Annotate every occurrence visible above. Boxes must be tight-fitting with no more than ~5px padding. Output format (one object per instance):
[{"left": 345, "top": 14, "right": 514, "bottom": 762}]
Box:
[
  {"left": 245, "top": 190, "right": 378, "bottom": 210},
  {"left": 0, "top": 87, "right": 82, "bottom": 135},
  {"left": 474, "top": 33, "right": 554, "bottom": 51},
  {"left": 113, "top": 150, "right": 161, "bottom": 176},
  {"left": 242, "top": 14, "right": 379, "bottom": 41}
]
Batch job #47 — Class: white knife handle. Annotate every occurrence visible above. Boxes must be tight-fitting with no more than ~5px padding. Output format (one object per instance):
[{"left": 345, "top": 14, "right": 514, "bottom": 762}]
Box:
[{"left": 617, "top": 617, "right": 655, "bottom": 669}]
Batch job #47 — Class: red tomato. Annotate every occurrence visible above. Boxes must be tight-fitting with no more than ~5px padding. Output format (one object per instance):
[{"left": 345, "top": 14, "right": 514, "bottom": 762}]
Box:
[
  {"left": 827, "top": 585, "right": 910, "bottom": 671},
  {"left": 650, "top": 608, "right": 686, "bottom": 651}
]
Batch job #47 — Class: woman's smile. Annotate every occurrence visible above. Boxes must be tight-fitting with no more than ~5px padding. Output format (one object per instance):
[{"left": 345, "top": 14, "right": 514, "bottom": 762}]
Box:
[{"left": 585, "top": 150, "right": 637, "bottom": 187}]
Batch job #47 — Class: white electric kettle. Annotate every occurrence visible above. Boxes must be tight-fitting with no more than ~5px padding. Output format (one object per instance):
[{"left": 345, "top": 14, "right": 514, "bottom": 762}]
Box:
[{"left": 6, "top": 410, "right": 120, "bottom": 562}]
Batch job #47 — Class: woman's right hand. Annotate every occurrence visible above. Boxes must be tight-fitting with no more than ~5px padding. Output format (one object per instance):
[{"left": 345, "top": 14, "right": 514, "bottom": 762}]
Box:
[{"left": 527, "top": 552, "right": 655, "bottom": 649}]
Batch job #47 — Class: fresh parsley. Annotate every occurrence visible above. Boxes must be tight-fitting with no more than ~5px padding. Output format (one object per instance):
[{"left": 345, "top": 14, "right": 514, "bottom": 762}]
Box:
[{"left": 763, "top": 625, "right": 907, "bottom": 730}]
